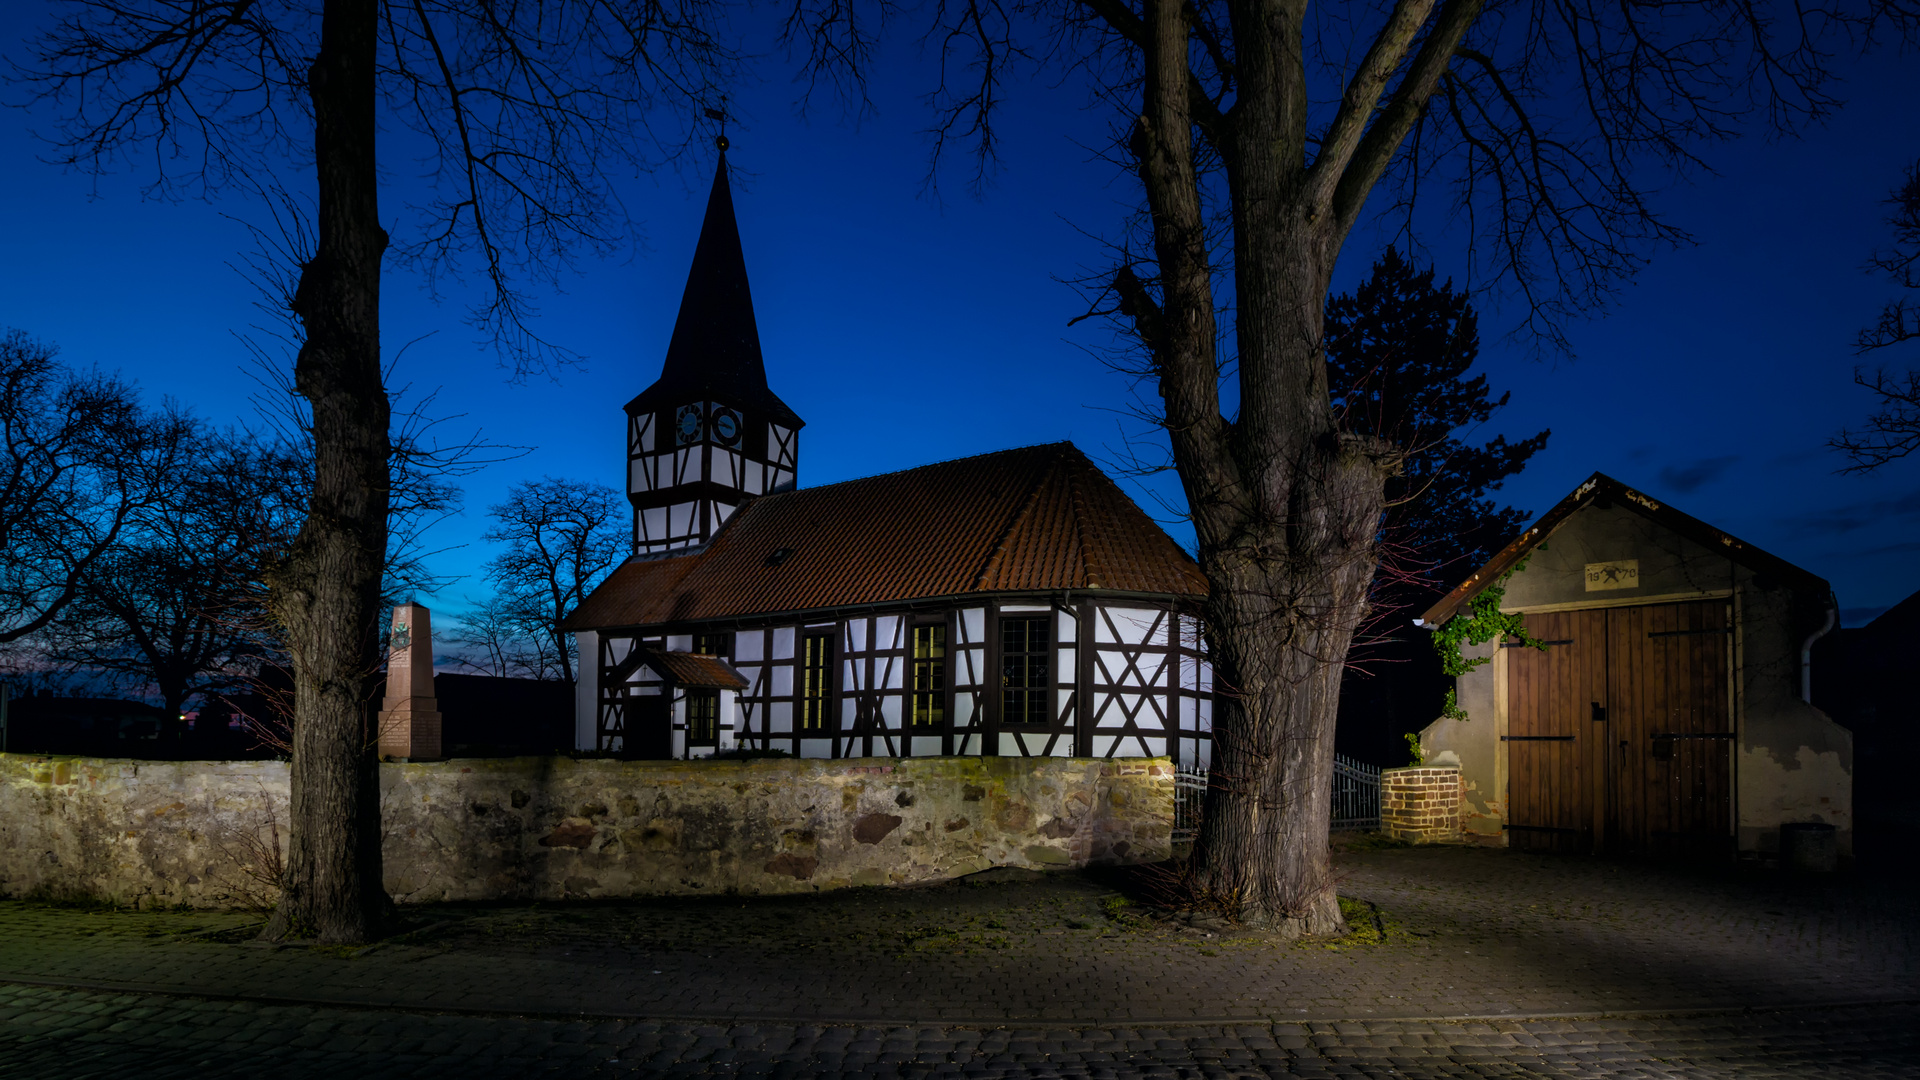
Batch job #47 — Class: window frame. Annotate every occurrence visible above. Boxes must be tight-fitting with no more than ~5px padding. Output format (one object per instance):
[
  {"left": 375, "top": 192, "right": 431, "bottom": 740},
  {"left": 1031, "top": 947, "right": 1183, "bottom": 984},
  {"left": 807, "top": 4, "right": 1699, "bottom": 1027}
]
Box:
[
  {"left": 799, "top": 629, "right": 835, "bottom": 733},
  {"left": 685, "top": 687, "right": 720, "bottom": 747},
  {"left": 999, "top": 614, "right": 1053, "bottom": 728},
  {"left": 910, "top": 620, "right": 949, "bottom": 728}
]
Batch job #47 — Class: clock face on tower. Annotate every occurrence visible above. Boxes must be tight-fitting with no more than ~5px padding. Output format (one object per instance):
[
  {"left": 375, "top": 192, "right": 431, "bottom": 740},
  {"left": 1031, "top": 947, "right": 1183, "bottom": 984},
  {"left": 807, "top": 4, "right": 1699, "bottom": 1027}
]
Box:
[
  {"left": 710, "top": 407, "right": 742, "bottom": 447},
  {"left": 675, "top": 404, "right": 704, "bottom": 445}
]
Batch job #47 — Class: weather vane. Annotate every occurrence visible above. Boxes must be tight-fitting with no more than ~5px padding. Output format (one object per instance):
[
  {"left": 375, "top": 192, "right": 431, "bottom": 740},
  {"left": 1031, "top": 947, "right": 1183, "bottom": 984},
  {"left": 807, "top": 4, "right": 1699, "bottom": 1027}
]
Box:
[{"left": 705, "top": 105, "right": 730, "bottom": 152}]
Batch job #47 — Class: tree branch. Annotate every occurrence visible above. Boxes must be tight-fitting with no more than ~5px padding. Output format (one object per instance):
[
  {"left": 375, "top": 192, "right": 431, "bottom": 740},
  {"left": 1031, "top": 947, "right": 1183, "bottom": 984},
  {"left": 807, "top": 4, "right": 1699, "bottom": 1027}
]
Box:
[{"left": 1327, "top": 0, "right": 1484, "bottom": 232}]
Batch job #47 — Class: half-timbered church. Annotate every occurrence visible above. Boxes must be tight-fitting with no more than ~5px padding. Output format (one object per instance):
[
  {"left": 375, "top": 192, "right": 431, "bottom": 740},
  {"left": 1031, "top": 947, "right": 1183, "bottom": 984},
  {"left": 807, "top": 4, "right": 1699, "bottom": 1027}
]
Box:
[{"left": 562, "top": 150, "right": 1214, "bottom": 767}]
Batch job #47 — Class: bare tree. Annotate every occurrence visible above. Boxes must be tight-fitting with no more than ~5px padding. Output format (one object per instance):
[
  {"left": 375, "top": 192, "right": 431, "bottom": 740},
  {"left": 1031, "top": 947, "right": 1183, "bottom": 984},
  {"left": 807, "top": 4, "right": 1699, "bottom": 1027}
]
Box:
[
  {"left": 479, "top": 477, "right": 626, "bottom": 683},
  {"left": 1833, "top": 158, "right": 1920, "bottom": 471},
  {"left": 442, "top": 593, "right": 567, "bottom": 681},
  {"left": 44, "top": 433, "right": 296, "bottom": 720},
  {"left": 20, "top": 0, "right": 733, "bottom": 942},
  {"left": 38, "top": 416, "right": 472, "bottom": 733},
  {"left": 788, "top": 0, "right": 1912, "bottom": 929},
  {"left": 0, "top": 329, "right": 192, "bottom": 648}
]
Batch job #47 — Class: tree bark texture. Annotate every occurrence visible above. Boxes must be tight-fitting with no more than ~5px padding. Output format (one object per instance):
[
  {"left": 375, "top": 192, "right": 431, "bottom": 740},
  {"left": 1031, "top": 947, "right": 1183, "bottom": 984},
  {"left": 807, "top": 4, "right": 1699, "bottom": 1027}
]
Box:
[{"left": 262, "top": 0, "right": 393, "bottom": 944}]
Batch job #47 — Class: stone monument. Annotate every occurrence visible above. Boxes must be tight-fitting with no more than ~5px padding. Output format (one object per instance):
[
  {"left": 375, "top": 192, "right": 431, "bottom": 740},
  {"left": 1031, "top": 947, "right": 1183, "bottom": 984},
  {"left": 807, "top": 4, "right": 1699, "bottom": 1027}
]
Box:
[{"left": 378, "top": 602, "right": 442, "bottom": 760}]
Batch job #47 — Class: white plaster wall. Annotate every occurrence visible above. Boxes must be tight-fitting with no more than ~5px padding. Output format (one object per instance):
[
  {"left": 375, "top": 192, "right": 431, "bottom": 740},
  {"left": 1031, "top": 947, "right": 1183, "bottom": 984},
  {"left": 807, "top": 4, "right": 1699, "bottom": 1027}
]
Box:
[{"left": 573, "top": 629, "right": 599, "bottom": 752}]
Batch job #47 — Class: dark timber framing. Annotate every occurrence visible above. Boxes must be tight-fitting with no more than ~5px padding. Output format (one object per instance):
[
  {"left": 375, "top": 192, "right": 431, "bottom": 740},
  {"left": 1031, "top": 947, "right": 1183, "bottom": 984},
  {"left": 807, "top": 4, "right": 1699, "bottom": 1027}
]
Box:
[{"left": 584, "top": 591, "right": 1211, "bottom": 765}]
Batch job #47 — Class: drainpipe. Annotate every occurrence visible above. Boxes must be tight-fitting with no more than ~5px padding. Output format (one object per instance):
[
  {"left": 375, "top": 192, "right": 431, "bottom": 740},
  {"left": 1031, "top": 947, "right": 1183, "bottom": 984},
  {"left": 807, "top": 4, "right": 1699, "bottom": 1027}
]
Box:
[{"left": 1800, "top": 592, "right": 1837, "bottom": 704}]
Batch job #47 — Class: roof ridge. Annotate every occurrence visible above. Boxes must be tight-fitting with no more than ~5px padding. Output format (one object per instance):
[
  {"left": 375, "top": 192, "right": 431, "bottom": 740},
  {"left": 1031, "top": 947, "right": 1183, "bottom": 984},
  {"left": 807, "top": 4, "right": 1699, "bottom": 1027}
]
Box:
[
  {"left": 784, "top": 442, "right": 1075, "bottom": 499},
  {"left": 970, "top": 447, "right": 1064, "bottom": 591}
]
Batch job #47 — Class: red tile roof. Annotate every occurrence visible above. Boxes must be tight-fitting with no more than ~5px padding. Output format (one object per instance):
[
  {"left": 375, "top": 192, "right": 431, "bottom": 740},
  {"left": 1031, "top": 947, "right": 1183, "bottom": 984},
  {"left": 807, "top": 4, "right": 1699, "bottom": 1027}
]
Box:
[
  {"left": 563, "top": 442, "right": 1206, "bottom": 630},
  {"left": 643, "top": 650, "right": 750, "bottom": 689}
]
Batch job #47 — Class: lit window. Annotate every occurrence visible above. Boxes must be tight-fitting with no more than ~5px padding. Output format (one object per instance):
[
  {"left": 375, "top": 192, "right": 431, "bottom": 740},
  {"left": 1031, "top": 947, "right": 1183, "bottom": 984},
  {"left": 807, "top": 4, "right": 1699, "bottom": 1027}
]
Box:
[
  {"left": 692, "top": 632, "right": 731, "bottom": 657},
  {"left": 801, "top": 632, "right": 834, "bottom": 731},
  {"left": 1001, "top": 616, "right": 1051, "bottom": 726},
  {"left": 686, "top": 689, "right": 719, "bottom": 744},
  {"left": 911, "top": 624, "right": 947, "bottom": 726}
]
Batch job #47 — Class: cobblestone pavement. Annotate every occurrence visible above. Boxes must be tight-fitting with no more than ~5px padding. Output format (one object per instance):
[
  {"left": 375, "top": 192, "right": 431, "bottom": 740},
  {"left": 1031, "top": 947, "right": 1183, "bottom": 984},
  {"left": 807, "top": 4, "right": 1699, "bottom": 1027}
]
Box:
[
  {"left": 1, "top": 845, "right": 1915, "bottom": 1077},
  {"left": 4, "top": 986, "right": 1917, "bottom": 1078}
]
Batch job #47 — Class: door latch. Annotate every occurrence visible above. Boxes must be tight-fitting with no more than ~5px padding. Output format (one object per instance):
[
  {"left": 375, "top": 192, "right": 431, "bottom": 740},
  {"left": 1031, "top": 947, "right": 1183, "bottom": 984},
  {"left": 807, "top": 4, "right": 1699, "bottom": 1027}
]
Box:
[{"left": 1590, "top": 702, "right": 1608, "bottom": 723}]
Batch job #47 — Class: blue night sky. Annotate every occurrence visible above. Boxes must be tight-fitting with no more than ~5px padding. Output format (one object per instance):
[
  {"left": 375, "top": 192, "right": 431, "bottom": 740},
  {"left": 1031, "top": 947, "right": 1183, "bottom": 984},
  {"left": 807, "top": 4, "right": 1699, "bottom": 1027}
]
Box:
[{"left": 3, "top": 5, "right": 1917, "bottom": 627}]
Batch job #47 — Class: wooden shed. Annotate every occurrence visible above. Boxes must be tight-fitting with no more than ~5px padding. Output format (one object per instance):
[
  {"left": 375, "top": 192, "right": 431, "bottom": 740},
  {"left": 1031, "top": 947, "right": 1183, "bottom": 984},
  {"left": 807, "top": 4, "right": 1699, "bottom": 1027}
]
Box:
[{"left": 1415, "top": 473, "right": 1852, "bottom": 861}]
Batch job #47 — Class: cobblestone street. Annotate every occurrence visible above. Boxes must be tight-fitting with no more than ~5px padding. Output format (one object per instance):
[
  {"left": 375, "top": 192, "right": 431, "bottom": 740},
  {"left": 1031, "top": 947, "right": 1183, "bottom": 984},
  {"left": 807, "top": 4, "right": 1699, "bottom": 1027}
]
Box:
[
  {"left": 3, "top": 845, "right": 1915, "bottom": 1077},
  {"left": 6, "top": 984, "right": 1918, "bottom": 1079}
]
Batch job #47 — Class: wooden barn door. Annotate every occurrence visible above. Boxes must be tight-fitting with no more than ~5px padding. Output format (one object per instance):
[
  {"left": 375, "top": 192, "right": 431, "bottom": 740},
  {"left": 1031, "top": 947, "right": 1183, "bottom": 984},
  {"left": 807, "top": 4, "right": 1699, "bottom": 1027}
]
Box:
[
  {"left": 1501, "top": 610, "right": 1607, "bottom": 853},
  {"left": 1503, "top": 601, "right": 1733, "bottom": 857},
  {"left": 1604, "top": 601, "right": 1734, "bottom": 858}
]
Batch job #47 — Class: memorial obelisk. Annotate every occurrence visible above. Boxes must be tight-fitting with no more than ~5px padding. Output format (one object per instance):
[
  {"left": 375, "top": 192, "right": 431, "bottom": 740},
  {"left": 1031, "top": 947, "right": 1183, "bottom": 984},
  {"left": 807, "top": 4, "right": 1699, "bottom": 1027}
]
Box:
[{"left": 377, "top": 602, "right": 443, "bottom": 760}]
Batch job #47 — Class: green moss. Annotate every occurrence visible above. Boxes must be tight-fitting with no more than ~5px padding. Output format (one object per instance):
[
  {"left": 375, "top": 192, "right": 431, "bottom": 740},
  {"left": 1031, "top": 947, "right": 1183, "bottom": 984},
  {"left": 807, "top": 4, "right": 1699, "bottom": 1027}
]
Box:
[
  {"left": 1100, "top": 894, "right": 1149, "bottom": 930},
  {"left": 1307, "top": 896, "right": 1400, "bottom": 951}
]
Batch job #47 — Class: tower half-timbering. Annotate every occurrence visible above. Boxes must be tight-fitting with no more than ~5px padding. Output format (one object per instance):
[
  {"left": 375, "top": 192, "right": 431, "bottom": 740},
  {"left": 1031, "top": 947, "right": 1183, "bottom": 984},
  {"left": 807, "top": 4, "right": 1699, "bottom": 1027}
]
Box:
[{"left": 624, "top": 150, "right": 803, "bottom": 554}]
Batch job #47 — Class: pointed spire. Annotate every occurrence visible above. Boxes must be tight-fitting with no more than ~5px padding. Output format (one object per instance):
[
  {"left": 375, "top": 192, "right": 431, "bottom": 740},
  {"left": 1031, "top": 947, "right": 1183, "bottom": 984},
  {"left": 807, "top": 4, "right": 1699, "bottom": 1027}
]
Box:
[
  {"left": 664, "top": 150, "right": 762, "bottom": 388},
  {"left": 627, "top": 147, "right": 802, "bottom": 428}
]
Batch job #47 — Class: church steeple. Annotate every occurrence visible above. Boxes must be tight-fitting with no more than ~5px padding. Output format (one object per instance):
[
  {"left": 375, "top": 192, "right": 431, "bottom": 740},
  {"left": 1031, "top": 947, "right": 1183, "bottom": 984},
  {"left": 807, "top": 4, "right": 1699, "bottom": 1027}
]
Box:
[{"left": 623, "top": 146, "right": 804, "bottom": 556}]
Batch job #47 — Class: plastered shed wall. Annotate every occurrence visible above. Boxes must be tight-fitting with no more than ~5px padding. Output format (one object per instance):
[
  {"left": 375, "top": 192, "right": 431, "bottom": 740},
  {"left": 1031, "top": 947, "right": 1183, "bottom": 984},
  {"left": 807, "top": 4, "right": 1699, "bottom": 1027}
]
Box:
[
  {"left": 1417, "top": 639, "right": 1503, "bottom": 843},
  {"left": 1732, "top": 587, "right": 1852, "bottom": 856},
  {"left": 1419, "top": 498, "right": 1851, "bottom": 857},
  {"left": 0, "top": 754, "right": 1171, "bottom": 909},
  {"left": 1497, "top": 503, "right": 1742, "bottom": 610}
]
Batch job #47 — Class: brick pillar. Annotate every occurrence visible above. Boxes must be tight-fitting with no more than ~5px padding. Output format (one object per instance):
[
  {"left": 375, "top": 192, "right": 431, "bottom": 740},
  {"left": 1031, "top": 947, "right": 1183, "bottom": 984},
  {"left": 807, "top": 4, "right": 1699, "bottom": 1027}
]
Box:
[
  {"left": 1380, "top": 765, "right": 1462, "bottom": 844},
  {"left": 378, "top": 603, "right": 443, "bottom": 760}
]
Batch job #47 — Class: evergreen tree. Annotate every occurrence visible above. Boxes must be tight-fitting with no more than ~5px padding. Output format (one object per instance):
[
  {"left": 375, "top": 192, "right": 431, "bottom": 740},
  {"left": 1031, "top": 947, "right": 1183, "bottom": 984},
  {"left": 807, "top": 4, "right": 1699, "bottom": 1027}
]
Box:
[{"left": 1326, "top": 249, "right": 1550, "bottom": 599}]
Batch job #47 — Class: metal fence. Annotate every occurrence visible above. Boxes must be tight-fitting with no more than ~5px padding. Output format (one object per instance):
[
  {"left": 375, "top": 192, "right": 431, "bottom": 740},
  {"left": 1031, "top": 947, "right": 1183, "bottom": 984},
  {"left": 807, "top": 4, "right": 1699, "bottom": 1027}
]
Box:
[
  {"left": 1173, "top": 768, "right": 1209, "bottom": 841},
  {"left": 1330, "top": 754, "right": 1382, "bottom": 831},
  {"left": 1171, "top": 754, "right": 1382, "bottom": 841}
]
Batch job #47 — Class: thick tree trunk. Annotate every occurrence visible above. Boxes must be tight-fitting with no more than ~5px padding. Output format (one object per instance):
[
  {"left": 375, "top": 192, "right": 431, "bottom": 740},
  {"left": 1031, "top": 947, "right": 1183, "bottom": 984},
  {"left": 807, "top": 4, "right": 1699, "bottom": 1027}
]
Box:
[
  {"left": 262, "top": 0, "right": 392, "bottom": 944},
  {"left": 1186, "top": 445, "right": 1387, "bottom": 934},
  {"left": 1124, "top": 0, "right": 1394, "bottom": 933}
]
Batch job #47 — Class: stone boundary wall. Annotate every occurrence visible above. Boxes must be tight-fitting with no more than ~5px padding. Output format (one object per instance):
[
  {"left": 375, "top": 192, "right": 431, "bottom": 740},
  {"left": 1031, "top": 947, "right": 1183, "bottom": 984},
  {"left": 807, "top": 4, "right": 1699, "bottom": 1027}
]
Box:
[
  {"left": 0, "top": 753, "right": 1172, "bottom": 909},
  {"left": 1381, "top": 765, "right": 1463, "bottom": 844}
]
